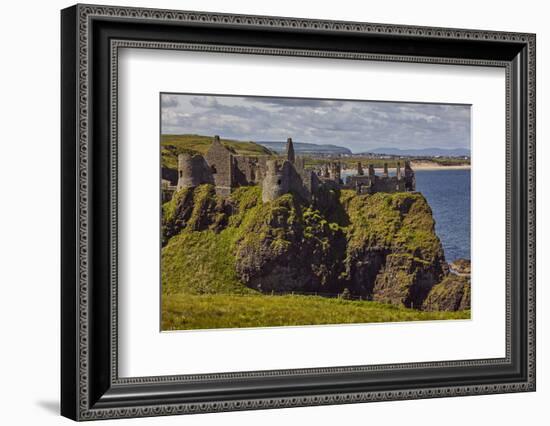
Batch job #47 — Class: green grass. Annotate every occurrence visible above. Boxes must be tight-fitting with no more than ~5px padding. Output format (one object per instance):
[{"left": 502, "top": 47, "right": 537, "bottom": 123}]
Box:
[
  {"left": 341, "top": 190, "right": 441, "bottom": 259},
  {"left": 161, "top": 185, "right": 456, "bottom": 330},
  {"left": 161, "top": 228, "right": 256, "bottom": 296},
  {"left": 161, "top": 134, "right": 274, "bottom": 169},
  {"left": 162, "top": 294, "right": 470, "bottom": 330}
]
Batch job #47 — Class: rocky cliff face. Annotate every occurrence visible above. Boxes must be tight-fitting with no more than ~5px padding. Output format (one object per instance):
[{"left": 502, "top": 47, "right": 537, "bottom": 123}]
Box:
[
  {"left": 339, "top": 190, "right": 449, "bottom": 308},
  {"left": 422, "top": 275, "right": 471, "bottom": 311},
  {"left": 233, "top": 194, "right": 347, "bottom": 294},
  {"left": 162, "top": 184, "right": 469, "bottom": 311}
]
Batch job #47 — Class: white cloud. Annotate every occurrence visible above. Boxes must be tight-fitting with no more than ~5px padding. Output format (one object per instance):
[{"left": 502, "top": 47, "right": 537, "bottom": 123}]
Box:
[{"left": 161, "top": 94, "right": 471, "bottom": 153}]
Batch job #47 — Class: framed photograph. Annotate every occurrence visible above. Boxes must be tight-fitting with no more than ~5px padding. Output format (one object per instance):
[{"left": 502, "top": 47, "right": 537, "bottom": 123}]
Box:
[{"left": 61, "top": 4, "right": 536, "bottom": 421}]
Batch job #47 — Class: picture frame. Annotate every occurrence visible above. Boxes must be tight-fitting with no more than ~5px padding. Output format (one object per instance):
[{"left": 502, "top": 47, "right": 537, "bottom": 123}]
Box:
[{"left": 61, "top": 3, "right": 536, "bottom": 421}]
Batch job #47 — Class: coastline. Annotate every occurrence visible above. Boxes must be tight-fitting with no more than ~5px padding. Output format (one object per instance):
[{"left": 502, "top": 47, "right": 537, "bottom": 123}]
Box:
[
  {"left": 409, "top": 163, "right": 470, "bottom": 171},
  {"left": 342, "top": 164, "right": 471, "bottom": 173},
  {"left": 410, "top": 161, "right": 470, "bottom": 170}
]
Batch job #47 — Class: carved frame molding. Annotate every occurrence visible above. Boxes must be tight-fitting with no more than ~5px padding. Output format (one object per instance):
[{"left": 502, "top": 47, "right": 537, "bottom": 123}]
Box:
[{"left": 61, "top": 4, "right": 536, "bottom": 421}]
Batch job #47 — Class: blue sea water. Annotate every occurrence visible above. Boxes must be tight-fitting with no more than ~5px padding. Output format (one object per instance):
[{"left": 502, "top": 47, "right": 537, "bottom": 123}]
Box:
[{"left": 414, "top": 169, "right": 471, "bottom": 262}]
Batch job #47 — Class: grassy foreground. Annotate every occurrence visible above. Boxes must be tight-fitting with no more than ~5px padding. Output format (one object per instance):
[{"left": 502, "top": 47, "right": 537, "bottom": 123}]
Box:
[{"left": 161, "top": 294, "right": 470, "bottom": 331}]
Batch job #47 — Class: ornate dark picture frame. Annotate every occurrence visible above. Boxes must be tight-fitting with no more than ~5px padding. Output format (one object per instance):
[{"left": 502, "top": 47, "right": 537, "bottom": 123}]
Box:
[{"left": 61, "top": 4, "right": 536, "bottom": 421}]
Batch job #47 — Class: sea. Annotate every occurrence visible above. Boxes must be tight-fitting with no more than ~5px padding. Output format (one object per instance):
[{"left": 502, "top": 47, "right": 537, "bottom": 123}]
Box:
[
  {"left": 415, "top": 169, "right": 470, "bottom": 262},
  {"left": 341, "top": 169, "right": 471, "bottom": 262}
]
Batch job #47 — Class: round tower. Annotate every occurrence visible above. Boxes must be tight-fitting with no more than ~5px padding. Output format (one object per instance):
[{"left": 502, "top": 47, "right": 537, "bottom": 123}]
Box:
[
  {"left": 177, "top": 153, "right": 213, "bottom": 190},
  {"left": 262, "top": 160, "right": 289, "bottom": 202}
]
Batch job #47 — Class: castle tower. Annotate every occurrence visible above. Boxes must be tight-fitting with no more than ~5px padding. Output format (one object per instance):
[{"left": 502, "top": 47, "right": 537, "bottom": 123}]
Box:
[
  {"left": 357, "top": 162, "right": 364, "bottom": 176},
  {"left": 368, "top": 164, "right": 376, "bottom": 177},
  {"left": 177, "top": 153, "right": 214, "bottom": 190},
  {"left": 404, "top": 160, "right": 416, "bottom": 191},
  {"left": 262, "top": 160, "right": 290, "bottom": 202},
  {"left": 285, "top": 137, "right": 295, "bottom": 164},
  {"left": 205, "top": 134, "right": 234, "bottom": 196},
  {"left": 329, "top": 162, "right": 341, "bottom": 183},
  {"left": 383, "top": 162, "right": 389, "bottom": 177},
  {"left": 396, "top": 161, "right": 402, "bottom": 180}
]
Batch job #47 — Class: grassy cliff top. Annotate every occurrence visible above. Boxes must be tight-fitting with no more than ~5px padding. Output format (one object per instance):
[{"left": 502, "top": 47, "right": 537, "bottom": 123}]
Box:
[
  {"left": 160, "top": 185, "right": 457, "bottom": 329},
  {"left": 161, "top": 134, "right": 274, "bottom": 169},
  {"left": 339, "top": 189, "right": 442, "bottom": 261},
  {"left": 162, "top": 185, "right": 444, "bottom": 294}
]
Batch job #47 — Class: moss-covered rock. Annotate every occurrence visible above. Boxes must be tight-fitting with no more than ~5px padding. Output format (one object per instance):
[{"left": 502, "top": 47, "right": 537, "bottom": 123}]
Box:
[
  {"left": 162, "top": 185, "right": 230, "bottom": 245},
  {"left": 340, "top": 191, "right": 447, "bottom": 307},
  {"left": 233, "top": 194, "right": 347, "bottom": 293},
  {"left": 161, "top": 184, "right": 460, "bottom": 311},
  {"left": 450, "top": 258, "right": 471, "bottom": 275},
  {"left": 422, "top": 275, "right": 471, "bottom": 311}
]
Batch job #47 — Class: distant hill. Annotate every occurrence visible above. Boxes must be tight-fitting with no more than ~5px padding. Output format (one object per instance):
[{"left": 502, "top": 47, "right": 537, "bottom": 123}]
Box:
[
  {"left": 161, "top": 134, "right": 274, "bottom": 170},
  {"left": 257, "top": 141, "right": 352, "bottom": 155},
  {"left": 366, "top": 147, "right": 470, "bottom": 157}
]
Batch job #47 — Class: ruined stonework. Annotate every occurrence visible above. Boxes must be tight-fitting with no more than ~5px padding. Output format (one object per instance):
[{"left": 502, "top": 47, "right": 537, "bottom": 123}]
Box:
[
  {"left": 176, "top": 153, "right": 214, "bottom": 190},
  {"left": 404, "top": 161, "right": 416, "bottom": 191},
  {"left": 204, "top": 135, "right": 234, "bottom": 196},
  {"left": 262, "top": 160, "right": 290, "bottom": 203},
  {"left": 285, "top": 137, "right": 295, "bottom": 164},
  {"left": 343, "top": 161, "right": 415, "bottom": 194},
  {"left": 234, "top": 155, "right": 264, "bottom": 185},
  {"left": 161, "top": 179, "right": 176, "bottom": 203},
  {"left": 172, "top": 135, "right": 417, "bottom": 203},
  {"left": 260, "top": 139, "right": 319, "bottom": 202}
]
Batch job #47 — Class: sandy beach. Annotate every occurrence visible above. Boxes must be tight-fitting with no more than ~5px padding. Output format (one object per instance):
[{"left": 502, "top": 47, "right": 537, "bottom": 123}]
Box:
[{"left": 409, "top": 161, "right": 470, "bottom": 170}]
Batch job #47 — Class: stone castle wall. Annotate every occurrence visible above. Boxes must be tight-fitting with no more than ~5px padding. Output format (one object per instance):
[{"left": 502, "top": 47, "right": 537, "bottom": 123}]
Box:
[
  {"left": 262, "top": 160, "right": 290, "bottom": 203},
  {"left": 176, "top": 153, "right": 214, "bottom": 190},
  {"left": 234, "top": 155, "right": 267, "bottom": 185},
  {"left": 173, "top": 136, "right": 416, "bottom": 203},
  {"left": 344, "top": 162, "right": 414, "bottom": 194},
  {"left": 204, "top": 136, "right": 234, "bottom": 195}
]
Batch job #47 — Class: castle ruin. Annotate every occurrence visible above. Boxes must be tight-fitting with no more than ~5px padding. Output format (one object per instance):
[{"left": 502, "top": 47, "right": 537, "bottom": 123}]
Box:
[
  {"left": 343, "top": 161, "right": 415, "bottom": 194},
  {"left": 167, "top": 135, "right": 415, "bottom": 203}
]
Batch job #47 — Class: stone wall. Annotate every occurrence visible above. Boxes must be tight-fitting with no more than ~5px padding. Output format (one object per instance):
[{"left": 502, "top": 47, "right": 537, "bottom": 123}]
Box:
[
  {"left": 205, "top": 135, "right": 234, "bottom": 195},
  {"left": 262, "top": 158, "right": 315, "bottom": 203},
  {"left": 173, "top": 136, "right": 417, "bottom": 204},
  {"left": 176, "top": 153, "right": 214, "bottom": 190},
  {"left": 234, "top": 155, "right": 266, "bottom": 185},
  {"left": 345, "top": 161, "right": 414, "bottom": 194},
  {"left": 404, "top": 161, "right": 416, "bottom": 191},
  {"left": 262, "top": 160, "right": 290, "bottom": 202},
  {"left": 161, "top": 167, "right": 178, "bottom": 186}
]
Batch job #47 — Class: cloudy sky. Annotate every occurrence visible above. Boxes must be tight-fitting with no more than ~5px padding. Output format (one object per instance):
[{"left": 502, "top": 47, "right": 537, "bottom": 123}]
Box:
[{"left": 161, "top": 93, "right": 470, "bottom": 153}]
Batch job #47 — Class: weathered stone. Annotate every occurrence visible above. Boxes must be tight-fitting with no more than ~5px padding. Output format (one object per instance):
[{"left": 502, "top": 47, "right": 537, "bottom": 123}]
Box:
[
  {"left": 176, "top": 153, "right": 214, "bottom": 190},
  {"left": 344, "top": 161, "right": 415, "bottom": 194},
  {"left": 450, "top": 258, "right": 471, "bottom": 275},
  {"left": 234, "top": 195, "right": 346, "bottom": 294},
  {"left": 372, "top": 253, "right": 446, "bottom": 309},
  {"left": 422, "top": 275, "right": 471, "bottom": 311},
  {"left": 171, "top": 135, "right": 417, "bottom": 205}
]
